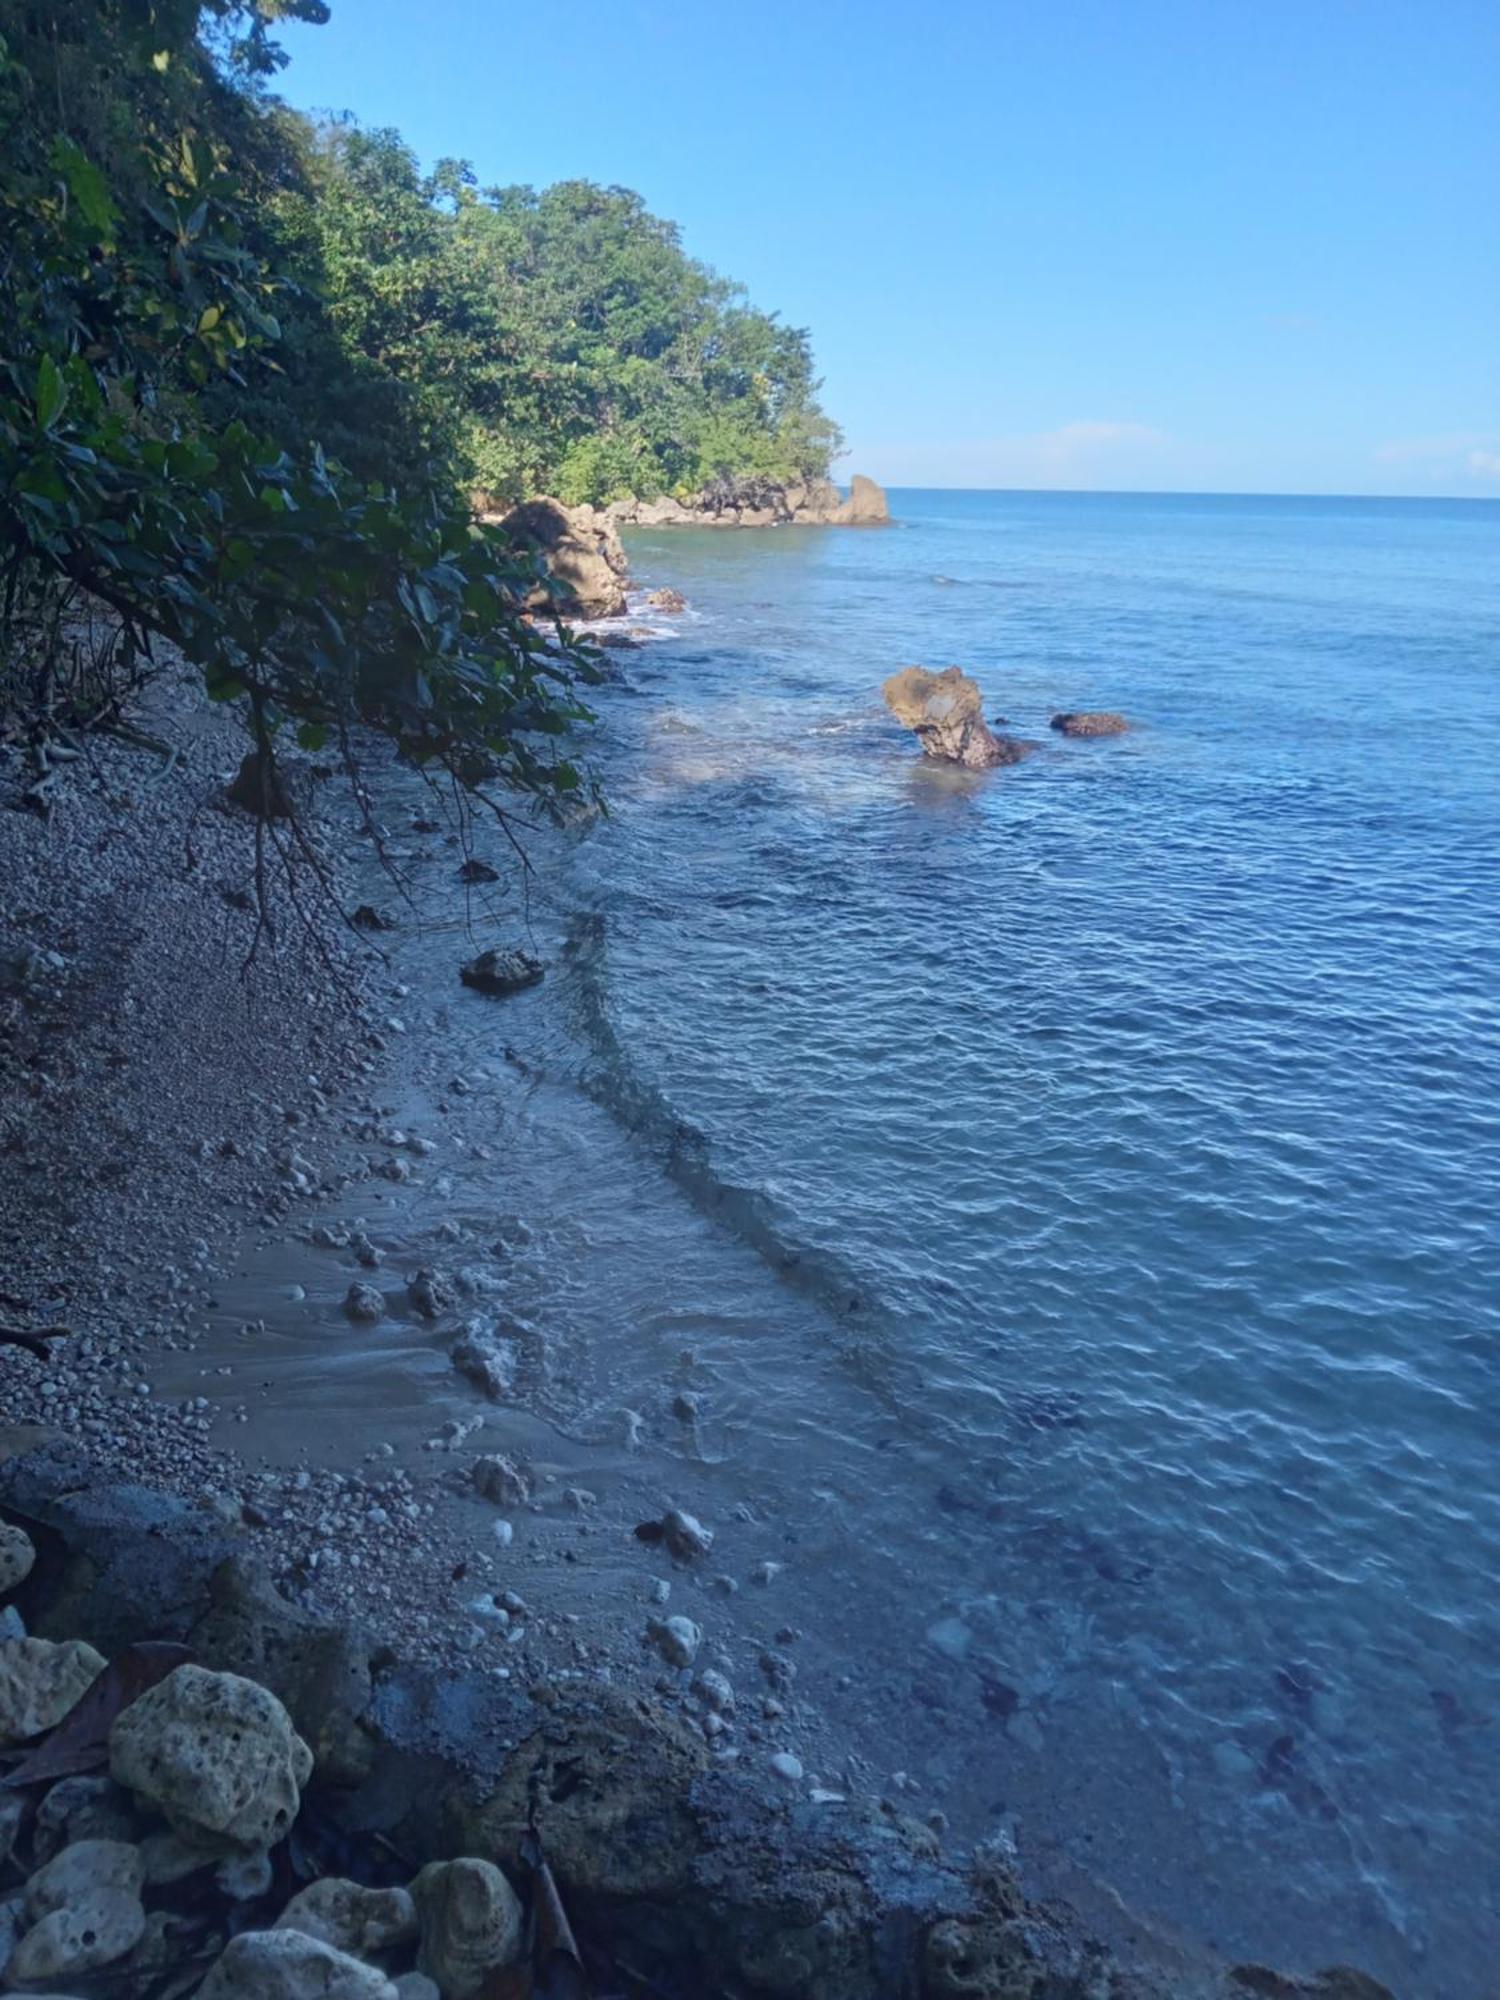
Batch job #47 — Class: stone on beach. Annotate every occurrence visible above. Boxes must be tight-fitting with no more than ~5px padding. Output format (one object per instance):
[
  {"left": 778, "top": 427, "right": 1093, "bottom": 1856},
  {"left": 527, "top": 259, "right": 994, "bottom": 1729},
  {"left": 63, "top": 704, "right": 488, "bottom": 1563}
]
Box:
[
  {"left": 0, "top": 1637, "right": 105, "bottom": 1745},
  {"left": 109, "top": 1664, "right": 313, "bottom": 1851},
  {"left": 882, "top": 666, "right": 1032, "bottom": 769},
  {"left": 471, "top": 1454, "right": 531, "bottom": 1507},
  {"left": 1049, "top": 709, "right": 1131, "bottom": 737},
  {"left": 198, "top": 1928, "right": 398, "bottom": 2000},
  {"left": 275, "top": 1879, "right": 417, "bottom": 1958},
  {"left": 0, "top": 1524, "right": 36, "bottom": 1595},
  {"left": 411, "top": 1858, "right": 523, "bottom": 1997},
  {"left": 498, "top": 498, "right": 629, "bottom": 619},
  {"left": 344, "top": 1282, "right": 385, "bottom": 1323},
  {"left": 6, "top": 1892, "right": 146, "bottom": 1984},
  {"left": 647, "top": 1615, "right": 702, "bottom": 1668}
]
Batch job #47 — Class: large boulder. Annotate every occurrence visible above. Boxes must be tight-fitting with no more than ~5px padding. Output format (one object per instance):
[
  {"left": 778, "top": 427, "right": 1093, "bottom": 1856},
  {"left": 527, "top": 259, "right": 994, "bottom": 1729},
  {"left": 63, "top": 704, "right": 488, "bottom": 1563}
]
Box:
[
  {"left": 109, "top": 1664, "right": 313, "bottom": 1851},
  {"left": 882, "top": 667, "right": 1030, "bottom": 770},
  {"left": 833, "top": 474, "right": 891, "bottom": 524},
  {"left": 501, "top": 498, "right": 629, "bottom": 618},
  {"left": 410, "top": 1859, "right": 523, "bottom": 1997}
]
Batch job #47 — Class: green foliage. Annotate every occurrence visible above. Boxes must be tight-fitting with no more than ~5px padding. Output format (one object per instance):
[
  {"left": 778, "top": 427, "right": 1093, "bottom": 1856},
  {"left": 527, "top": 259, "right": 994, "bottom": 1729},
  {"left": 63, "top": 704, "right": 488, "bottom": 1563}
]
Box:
[
  {"left": 274, "top": 139, "right": 844, "bottom": 506},
  {"left": 0, "top": 2, "right": 599, "bottom": 829}
]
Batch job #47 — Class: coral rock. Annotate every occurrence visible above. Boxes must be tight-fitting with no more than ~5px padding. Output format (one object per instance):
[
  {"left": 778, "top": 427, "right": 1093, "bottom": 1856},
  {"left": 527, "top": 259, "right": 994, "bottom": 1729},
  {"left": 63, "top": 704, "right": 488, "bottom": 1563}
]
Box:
[
  {"left": 0, "top": 1637, "right": 105, "bottom": 1745},
  {"left": 197, "top": 1928, "right": 398, "bottom": 2000},
  {"left": 411, "top": 1858, "right": 523, "bottom": 1998}
]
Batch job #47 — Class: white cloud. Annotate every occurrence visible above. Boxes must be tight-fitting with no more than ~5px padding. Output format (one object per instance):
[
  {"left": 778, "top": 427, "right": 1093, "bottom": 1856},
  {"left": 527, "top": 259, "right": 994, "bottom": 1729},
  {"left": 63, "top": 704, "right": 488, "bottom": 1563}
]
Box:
[{"left": 1375, "top": 431, "right": 1500, "bottom": 484}]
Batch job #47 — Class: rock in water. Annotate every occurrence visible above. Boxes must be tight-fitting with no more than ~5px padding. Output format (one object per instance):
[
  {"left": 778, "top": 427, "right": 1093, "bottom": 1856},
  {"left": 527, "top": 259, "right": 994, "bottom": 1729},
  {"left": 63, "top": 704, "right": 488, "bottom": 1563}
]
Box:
[
  {"left": 411, "top": 1859, "right": 524, "bottom": 1997},
  {"left": 450, "top": 1324, "right": 518, "bottom": 1401},
  {"left": 646, "top": 586, "right": 688, "bottom": 611},
  {"left": 198, "top": 1929, "right": 398, "bottom": 2000},
  {"left": 0, "top": 1637, "right": 105, "bottom": 1745},
  {"left": 499, "top": 497, "right": 629, "bottom": 619},
  {"left": 344, "top": 1283, "right": 385, "bottom": 1324},
  {"left": 109, "top": 1665, "right": 313, "bottom": 1851},
  {"left": 882, "top": 667, "right": 1029, "bottom": 769},
  {"left": 458, "top": 948, "right": 544, "bottom": 998},
  {"left": 275, "top": 1879, "right": 418, "bottom": 1957},
  {"left": 1050, "top": 709, "right": 1131, "bottom": 737},
  {"left": 834, "top": 473, "right": 891, "bottom": 524}
]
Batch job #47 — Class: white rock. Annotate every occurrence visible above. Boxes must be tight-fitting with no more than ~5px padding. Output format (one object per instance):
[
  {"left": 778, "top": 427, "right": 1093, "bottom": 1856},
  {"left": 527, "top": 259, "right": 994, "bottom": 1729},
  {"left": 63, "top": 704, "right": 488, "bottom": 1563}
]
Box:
[
  {"left": 0, "top": 1637, "right": 105, "bottom": 1745},
  {"left": 647, "top": 1616, "right": 702, "bottom": 1668},
  {"left": 661, "top": 1508, "right": 713, "bottom": 1560},
  {"left": 109, "top": 1665, "right": 313, "bottom": 1850},
  {"left": 393, "top": 1976, "right": 441, "bottom": 2000},
  {"left": 198, "top": 1928, "right": 398, "bottom": 2000},
  {"left": 276, "top": 1878, "right": 417, "bottom": 1957},
  {"left": 7, "top": 1890, "right": 145, "bottom": 1983},
  {"left": 694, "top": 1669, "right": 735, "bottom": 1713},
  {"left": 471, "top": 1455, "right": 530, "bottom": 1506},
  {"left": 0, "top": 1524, "right": 36, "bottom": 1595},
  {"left": 411, "top": 1859, "right": 523, "bottom": 1998},
  {"left": 769, "top": 1751, "right": 804, "bottom": 1784},
  {"left": 27, "top": 1838, "right": 144, "bottom": 1920}
]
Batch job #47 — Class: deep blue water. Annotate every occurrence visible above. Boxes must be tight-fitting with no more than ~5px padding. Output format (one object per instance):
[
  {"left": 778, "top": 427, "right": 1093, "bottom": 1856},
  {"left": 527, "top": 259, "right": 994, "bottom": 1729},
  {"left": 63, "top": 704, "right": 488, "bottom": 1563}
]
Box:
[{"left": 558, "top": 491, "right": 1500, "bottom": 1991}]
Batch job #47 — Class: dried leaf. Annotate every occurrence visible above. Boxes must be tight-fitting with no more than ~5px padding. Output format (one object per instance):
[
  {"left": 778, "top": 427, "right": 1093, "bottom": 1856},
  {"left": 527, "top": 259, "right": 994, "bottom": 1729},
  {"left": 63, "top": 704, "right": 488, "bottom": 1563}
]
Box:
[{"left": 2, "top": 1640, "right": 193, "bottom": 1789}]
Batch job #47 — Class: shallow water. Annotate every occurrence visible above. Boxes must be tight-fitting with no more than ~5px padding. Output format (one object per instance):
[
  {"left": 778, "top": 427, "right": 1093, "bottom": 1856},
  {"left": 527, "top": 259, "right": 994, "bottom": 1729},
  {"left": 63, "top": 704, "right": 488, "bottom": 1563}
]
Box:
[
  {"left": 551, "top": 493, "right": 1500, "bottom": 1992},
  {"left": 181, "top": 490, "right": 1499, "bottom": 1993}
]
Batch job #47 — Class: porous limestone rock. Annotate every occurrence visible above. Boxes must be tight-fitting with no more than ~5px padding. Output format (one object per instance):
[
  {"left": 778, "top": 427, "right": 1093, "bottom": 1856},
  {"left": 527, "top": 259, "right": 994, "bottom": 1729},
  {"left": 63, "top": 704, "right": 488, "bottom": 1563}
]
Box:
[
  {"left": 410, "top": 1859, "right": 523, "bottom": 1997},
  {"left": 882, "top": 667, "right": 1029, "bottom": 770},
  {"left": 646, "top": 1615, "right": 702, "bottom": 1669},
  {"left": 1049, "top": 710, "right": 1130, "bottom": 737},
  {"left": 0, "top": 1523, "right": 35, "bottom": 1595},
  {"left": 0, "top": 1637, "right": 105, "bottom": 1745},
  {"left": 26, "top": 1838, "right": 145, "bottom": 1920},
  {"left": 109, "top": 1664, "right": 313, "bottom": 1851},
  {"left": 7, "top": 1891, "right": 146, "bottom": 1984},
  {"left": 276, "top": 1879, "right": 418, "bottom": 1959},
  {"left": 197, "top": 1928, "right": 398, "bottom": 2000},
  {"left": 406, "top": 1269, "right": 455, "bottom": 1320},
  {"left": 501, "top": 498, "right": 629, "bottom": 619},
  {"left": 646, "top": 587, "right": 688, "bottom": 611}
]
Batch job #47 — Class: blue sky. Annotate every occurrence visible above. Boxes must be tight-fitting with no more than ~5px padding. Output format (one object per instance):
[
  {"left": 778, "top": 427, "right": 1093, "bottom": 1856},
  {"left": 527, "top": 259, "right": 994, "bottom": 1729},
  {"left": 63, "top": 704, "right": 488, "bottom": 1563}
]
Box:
[{"left": 273, "top": 0, "right": 1498, "bottom": 496}]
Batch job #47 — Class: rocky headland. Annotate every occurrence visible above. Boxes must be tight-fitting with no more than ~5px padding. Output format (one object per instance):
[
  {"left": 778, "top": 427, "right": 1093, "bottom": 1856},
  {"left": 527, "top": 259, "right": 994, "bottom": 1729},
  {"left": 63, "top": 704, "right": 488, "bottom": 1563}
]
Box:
[{"left": 608, "top": 474, "right": 890, "bottom": 530}]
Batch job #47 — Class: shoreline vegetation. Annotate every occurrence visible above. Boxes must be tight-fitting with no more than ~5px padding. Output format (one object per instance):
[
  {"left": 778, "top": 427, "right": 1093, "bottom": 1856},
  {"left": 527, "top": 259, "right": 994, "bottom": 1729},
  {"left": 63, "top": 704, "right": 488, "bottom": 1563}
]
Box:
[{"left": 0, "top": 5, "right": 1391, "bottom": 1997}]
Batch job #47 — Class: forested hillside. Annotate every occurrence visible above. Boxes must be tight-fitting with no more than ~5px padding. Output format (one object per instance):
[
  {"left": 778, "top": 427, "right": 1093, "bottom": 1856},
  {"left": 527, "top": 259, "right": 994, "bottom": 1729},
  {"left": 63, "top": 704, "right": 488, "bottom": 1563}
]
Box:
[{"left": 0, "top": 0, "right": 840, "bottom": 810}]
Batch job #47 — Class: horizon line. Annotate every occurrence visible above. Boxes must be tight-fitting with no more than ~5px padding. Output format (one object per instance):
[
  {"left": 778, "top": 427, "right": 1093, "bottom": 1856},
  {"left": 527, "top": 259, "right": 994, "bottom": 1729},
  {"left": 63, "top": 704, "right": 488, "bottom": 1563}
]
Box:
[{"left": 863, "top": 482, "right": 1500, "bottom": 505}]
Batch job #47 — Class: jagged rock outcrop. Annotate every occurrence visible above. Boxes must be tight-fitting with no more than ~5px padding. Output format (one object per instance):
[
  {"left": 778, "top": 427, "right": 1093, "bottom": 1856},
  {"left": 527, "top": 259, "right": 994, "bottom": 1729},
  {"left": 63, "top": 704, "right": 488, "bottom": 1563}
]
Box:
[
  {"left": 609, "top": 474, "right": 890, "bottom": 529},
  {"left": 497, "top": 498, "right": 629, "bottom": 618},
  {"left": 882, "top": 667, "right": 1034, "bottom": 770}
]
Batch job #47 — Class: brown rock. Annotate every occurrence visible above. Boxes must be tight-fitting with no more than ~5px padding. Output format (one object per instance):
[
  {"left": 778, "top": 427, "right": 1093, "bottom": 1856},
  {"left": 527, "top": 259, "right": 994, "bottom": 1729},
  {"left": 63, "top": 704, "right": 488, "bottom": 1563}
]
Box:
[
  {"left": 1049, "top": 710, "right": 1130, "bottom": 738},
  {"left": 500, "top": 499, "right": 629, "bottom": 619},
  {"left": 882, "top": 667, "right": 1028, "bottom": 770},
  {"left": 833, "top": 474, "right": 891, "bottom": 525}
]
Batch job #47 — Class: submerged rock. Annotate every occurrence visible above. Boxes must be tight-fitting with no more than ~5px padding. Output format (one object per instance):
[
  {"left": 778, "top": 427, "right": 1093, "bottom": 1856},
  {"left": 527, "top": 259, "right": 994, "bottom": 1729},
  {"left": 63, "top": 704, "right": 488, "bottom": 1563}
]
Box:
[
  {"left": 646, "top": 587, "right": 688, "bottom": 611},
  {"left": 109, "top": 1664, "right": 313, "bottom": 1851},
  {"left": 411, "top": 1859, "right": 523, "bottom": 1997},
  {"left": 198, "top": 1928, "right": 397, "bottom": 2000},
  {"left": 1050, "top": 709, "right": 1130, "bottom": 737},
  {"left": 406, "top": 1269, "right": 455, "bottom": 1321},
  {"left": 0, "top": 1637, "right": 105, "bottom": 1745},
  {"left": 458, "top": 948, "right": 544, "bottom": 998},
  {"left": 882, "top": 667, "right": 1032, "bottom": 770}
]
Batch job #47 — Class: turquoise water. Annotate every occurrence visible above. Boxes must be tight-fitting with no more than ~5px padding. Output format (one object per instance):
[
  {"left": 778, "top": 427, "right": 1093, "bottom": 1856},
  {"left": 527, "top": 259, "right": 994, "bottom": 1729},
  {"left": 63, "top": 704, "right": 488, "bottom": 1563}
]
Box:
[{"left": 559, "top": 491, "right": 1500, "bottom": 1990}]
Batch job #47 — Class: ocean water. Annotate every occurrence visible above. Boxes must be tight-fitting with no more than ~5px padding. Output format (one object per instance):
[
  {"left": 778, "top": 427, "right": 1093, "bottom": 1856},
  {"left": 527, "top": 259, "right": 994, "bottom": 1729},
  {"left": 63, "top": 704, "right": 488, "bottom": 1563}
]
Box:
[{"left": 551, "top": 491, "right": 1500, "bottom": 1992}]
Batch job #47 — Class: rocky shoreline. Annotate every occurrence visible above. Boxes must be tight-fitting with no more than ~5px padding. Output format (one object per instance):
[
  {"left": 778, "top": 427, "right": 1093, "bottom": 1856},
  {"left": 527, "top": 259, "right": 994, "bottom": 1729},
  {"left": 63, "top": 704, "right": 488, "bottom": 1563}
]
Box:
[
  {"left": 0, "top": 633, "right": 1387, "bottom": 1999},
  {"left": 608, "top": 475, "right": 891, "bottom": 530}
]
